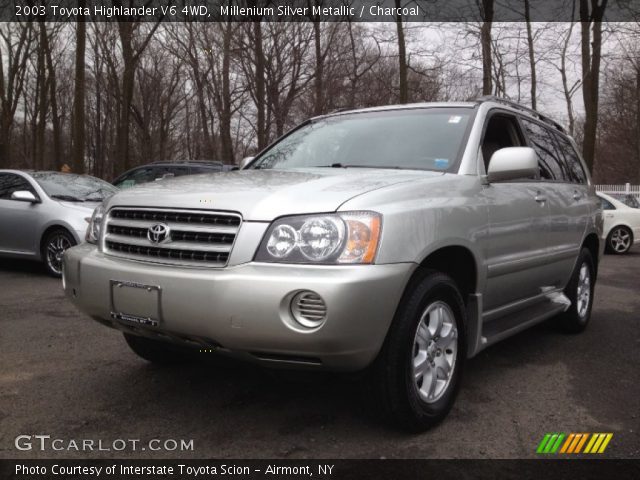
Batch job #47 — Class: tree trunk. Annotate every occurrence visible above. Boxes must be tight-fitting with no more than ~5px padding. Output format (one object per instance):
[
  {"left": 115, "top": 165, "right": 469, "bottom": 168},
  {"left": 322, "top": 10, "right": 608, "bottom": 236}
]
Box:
[
  {"left": 43, "top": 26, "right": 62, "bottom": 170},
  {"left": 480, "top": 0, "right": 494, "bottom": 95},
  {"left": 254, "top": 21, "right": 267, "bottom": 149},
  {"left": 313, "top": 20, "right": 324, "bottom": 115},
  {"left": 636, "top": 65, "right": 640, "bottom": 183},
  {"left": 220, "top": 22, "right": 234, "bottom": 164},
  {"left": 72, "top": 9, "right": 86, "bottom": 173},
  {"left": 117, "top": 22, "right": 135, "bottom": 174},
  {"left": 396, "top": 0, "right": 408, "bottom": 103},
  {"left": 36, "top": 23, "right": 48, "bottom": 171},
  {"left": 524, "top": 0, "right": 537, "bottom": 110},
  {"left": 579, "top": 0, "right": 607, "bottom": 173}
]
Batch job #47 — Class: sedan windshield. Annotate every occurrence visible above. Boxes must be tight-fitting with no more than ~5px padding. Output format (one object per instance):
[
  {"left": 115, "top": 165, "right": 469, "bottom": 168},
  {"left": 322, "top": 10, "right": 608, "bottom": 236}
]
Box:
[
  {"left": 251, "top": 108, "right": 473, "bottom": 172},
  {"left": 31, "top": 172, "right": 118, "bottom": 202}
]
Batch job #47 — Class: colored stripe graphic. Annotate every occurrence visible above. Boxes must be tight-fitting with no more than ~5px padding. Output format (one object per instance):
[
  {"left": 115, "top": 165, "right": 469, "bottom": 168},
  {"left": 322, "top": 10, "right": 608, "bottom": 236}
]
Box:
[
  {"left": 574, "top": 433, "right": 589, "bottom": 453},
  {"left": 537, "top": 433, "right": 613, "bottom": 454}
]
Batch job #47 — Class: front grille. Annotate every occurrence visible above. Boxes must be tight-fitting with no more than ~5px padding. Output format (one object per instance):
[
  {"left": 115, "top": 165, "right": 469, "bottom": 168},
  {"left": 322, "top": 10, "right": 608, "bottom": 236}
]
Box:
[{"left": 103, "top": 208, "right": 241, "bottom": 267}]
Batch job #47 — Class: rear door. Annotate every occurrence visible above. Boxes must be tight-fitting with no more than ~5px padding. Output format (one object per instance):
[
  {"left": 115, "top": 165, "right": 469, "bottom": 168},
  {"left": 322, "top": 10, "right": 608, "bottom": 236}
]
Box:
[{"left": 520, "top": 119, "right": 590, "bottom": 290}]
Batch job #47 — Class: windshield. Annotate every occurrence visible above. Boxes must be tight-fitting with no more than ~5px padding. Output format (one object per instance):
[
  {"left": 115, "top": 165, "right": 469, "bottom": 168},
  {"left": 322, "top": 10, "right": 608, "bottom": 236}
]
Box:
[
  {"left": 251, "top": 108, "right": 473, "bottom": 172},
  {"left": 31, "top": 172, "right": 118, "bottom": 202}
]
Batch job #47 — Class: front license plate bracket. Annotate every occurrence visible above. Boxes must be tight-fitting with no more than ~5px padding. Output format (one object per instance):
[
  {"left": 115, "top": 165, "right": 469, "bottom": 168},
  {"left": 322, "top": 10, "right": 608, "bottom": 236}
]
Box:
[{"left": 109, "top": 280, "right": 162, "bottom": 328}]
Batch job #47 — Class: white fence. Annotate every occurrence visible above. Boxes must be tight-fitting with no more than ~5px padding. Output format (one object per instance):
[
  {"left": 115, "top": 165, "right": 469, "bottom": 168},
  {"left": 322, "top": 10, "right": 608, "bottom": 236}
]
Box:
[{"left": 595, "top": 183, "right": 640, "bottom": 198}]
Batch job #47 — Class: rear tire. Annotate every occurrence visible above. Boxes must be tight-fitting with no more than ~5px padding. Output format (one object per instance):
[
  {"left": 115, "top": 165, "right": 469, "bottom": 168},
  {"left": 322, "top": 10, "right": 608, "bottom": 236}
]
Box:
[
  {"left": 606, "top": 226, "right": 632, "bottom": 254},
  {"left": 558, "top": 248, "right": 595, "bottom": 333},
  {"left": 123, "top": 333, "right": 192, "bottom": 365},
  {"left": 42, "top": 229, "right": 76, "bottom": 277},
  {"left": 371, "top": 270, "right": 466, "bottom": 432}
]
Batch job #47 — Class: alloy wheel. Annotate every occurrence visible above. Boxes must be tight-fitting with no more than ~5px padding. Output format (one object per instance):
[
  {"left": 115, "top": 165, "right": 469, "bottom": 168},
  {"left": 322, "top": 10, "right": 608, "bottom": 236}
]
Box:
[
  {"left": 46, "top": 234, "right": 72, "bottom": 275},
  {"left": 576, "top": 263, "right": 591, "bottom": 319},
  {"left": 412, "top": 301, "right": 458, "bottom": 404},
  {"left": 610, "top": 228, "right": 631, "bottom": 253}
]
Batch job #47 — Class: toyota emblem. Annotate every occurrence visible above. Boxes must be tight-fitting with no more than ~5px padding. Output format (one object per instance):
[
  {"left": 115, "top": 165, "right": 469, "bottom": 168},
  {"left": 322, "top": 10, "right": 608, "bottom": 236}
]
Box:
[{"left": 147, "top": 223, "right": 170, "bottom": 244}]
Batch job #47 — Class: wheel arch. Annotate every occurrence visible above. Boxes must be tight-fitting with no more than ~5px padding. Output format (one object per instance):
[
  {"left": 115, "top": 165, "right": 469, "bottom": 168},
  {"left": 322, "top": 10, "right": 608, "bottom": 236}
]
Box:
[
  {"left": 416, "top": 245, "right": 479, "bottom": 301},
  {"left": 39, "top": 224, "right": 77, "bottom": 259},
  {"left": 581, "top": 233, "right": 600, "bottom": 279}
]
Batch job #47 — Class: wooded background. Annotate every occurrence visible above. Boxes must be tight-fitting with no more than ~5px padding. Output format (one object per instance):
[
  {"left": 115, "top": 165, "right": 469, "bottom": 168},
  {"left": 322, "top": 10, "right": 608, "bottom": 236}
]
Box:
[{"left": 1, "top": 2, "right": 639, "bottom": 183}]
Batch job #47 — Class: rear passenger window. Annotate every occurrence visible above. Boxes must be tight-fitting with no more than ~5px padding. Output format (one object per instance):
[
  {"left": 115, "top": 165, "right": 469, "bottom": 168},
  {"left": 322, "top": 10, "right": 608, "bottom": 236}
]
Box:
[
  {"left": 600, "top": 198, "right": 615, "bottom": 210},
  {"left": 554, "top": 133, "right": 587, "bottom": 184},
  {"left": 521, "top": 119, "right": 570, "bottom": 182}
]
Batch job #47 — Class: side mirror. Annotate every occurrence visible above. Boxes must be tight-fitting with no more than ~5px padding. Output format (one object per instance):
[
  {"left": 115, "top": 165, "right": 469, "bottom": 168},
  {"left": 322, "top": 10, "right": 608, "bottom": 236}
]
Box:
[
  {"left": 11, "top": 190, "right": 39, "bottom": 203},
  {"left": 239, "top": 156, "right": 254, "bottom": 169},
  {"left": 487, "top": 147, "right": 538, "bottom": 183}
]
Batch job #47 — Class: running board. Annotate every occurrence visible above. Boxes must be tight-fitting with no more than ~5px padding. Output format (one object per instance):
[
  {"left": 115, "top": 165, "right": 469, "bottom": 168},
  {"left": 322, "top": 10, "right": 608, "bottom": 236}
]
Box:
[{"left": 475, "top": 290, "right": 571, "bottom": 354}]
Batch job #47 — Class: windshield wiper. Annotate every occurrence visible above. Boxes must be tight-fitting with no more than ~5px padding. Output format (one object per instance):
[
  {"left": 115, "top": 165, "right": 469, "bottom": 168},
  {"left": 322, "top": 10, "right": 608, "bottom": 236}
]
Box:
[
  {"left": 51, "top": 194, "right": 84, "bottom": 202},
  {"left": 314, "top": 163, "right": 405, "bottom": 169},
  {"left": 84, "top": 197, "right": 104, "bottom": 202}
]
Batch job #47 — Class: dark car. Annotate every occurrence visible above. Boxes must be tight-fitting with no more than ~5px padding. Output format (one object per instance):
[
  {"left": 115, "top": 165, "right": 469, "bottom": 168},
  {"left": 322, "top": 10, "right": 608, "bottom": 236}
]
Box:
[{"left": 112, "top": 161, "right": 234, "bottom": 189}]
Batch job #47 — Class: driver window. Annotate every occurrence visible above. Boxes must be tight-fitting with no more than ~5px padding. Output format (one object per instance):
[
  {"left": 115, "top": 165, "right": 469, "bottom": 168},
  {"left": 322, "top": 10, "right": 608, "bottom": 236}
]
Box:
[
  {"left": 0, "top": 173, "right": 35, "bottom": 200},
  {"left": 481, "top": 114, "right": 524, "bottom": 171}
]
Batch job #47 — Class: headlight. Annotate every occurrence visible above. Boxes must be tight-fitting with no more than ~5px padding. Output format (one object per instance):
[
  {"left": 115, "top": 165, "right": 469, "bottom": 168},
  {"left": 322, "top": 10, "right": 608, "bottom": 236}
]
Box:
[
  {"left": 85, "top": 203, "right": 105, "bottom": 244},
  {"left": 255, "top": 212, "right": 381, "bottom": 264}
]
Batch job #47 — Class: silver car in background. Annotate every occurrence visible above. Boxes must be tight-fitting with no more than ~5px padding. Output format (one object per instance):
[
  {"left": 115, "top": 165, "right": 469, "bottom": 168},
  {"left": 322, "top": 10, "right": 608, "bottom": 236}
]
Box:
[{"left": 0, "top": 170, "right": 118, "bottom": 276}]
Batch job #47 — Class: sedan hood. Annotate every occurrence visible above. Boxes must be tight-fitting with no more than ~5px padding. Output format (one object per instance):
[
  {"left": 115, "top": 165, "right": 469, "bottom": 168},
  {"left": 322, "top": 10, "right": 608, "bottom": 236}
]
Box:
[{"left": 106, "top": 168, "right": 441, "bottom": 221}]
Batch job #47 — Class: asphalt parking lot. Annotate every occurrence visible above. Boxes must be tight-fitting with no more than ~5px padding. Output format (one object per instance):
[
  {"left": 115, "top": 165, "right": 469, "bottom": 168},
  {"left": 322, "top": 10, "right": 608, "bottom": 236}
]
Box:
[{"left": 1, "top": 252, "right": 639, "bottom": 459}]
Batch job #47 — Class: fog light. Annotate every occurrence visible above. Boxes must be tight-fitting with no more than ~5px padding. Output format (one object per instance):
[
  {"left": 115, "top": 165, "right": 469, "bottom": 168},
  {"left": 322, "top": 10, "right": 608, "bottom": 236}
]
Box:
[{"left": 290, "top": 291, "right": 327, "bottom": 328}]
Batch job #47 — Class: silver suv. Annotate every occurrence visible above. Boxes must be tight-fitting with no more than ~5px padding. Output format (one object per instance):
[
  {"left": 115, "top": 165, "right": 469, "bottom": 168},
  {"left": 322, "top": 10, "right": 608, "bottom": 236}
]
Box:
[{"left": 63, "top": 97, "right": 602, "bottom": 431}]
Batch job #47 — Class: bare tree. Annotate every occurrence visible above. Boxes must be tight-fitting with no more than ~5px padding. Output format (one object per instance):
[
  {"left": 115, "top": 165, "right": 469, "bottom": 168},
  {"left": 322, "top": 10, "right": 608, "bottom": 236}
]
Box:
[
  {"left": 72, "top": 6, "right": 86, "bottom": 173},
  {"left": 479, "top": 0, "right": 494, "bottom": 95},
  {"left": 524, "top": 0, "right": 537, "bottom": 109},
  {"left": 579, "top": 0, "right": 608, "bottom": 173},
  {"left": 0, "top": 22, "right": 33, "bottom": 167}
]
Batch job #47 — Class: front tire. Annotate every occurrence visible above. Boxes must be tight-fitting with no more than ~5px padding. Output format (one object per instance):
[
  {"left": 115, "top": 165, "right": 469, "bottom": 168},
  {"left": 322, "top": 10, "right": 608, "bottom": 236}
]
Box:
[
  {"left": 558, "top": 248, "right": 595, "bottom": 333},
  {"left": 606, "top": 226, "right": 632, "bottom": 254},
  {"left": 123, "top": 333, "right": 192, "bottom": 365},
  {"left": 372, "top": 270, "right": 466, "bottom": 432},
  {"left": 42, "top": 229, "right": 76, "bottom": 277}
]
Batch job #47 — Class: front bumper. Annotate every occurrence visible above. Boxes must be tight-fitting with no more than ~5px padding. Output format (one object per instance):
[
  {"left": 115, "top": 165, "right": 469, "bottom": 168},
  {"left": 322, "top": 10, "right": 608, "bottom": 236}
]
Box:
[{"left": 63, "top": 244, "right": 415, "bottom": 370}]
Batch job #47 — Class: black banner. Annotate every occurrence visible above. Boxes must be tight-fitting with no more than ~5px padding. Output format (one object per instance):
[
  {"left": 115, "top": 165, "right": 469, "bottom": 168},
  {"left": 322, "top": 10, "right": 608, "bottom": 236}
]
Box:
[
  {"left": 1, "top": 459, "right": 640, "bottom": 480},
  {"left": 2, "top": 0, "right": 640, "bottom": 22}
]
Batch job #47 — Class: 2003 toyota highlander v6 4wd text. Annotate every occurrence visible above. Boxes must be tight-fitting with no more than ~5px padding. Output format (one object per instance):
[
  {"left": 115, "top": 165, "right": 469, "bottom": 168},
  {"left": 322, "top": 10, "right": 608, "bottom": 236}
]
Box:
[{"left": 63, "top": 97, "right": 602, "bottom": 431}]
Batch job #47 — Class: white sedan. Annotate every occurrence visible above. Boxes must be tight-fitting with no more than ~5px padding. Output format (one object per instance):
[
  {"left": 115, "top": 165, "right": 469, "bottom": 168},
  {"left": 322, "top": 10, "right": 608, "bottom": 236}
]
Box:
[{"left": 597, "top": 192, "right": 640, "bottom": 254}]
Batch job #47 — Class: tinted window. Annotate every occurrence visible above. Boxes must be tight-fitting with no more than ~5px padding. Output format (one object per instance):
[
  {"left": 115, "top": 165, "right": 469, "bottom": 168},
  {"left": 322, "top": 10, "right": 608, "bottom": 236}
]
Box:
[
  {"left": 554, "top": 133, "right": 587, "bottom": 184},
  {"left": 599, "top": 197, "right": 615, "bottom": 210},
  {"left": 115, "top": 166, "right": 192, "bottom": 189},
  {"left": 521, "top": 119, "right": 570, "bottom": 182},
  {"left": 190, "top": 166, "right": 222, "bottom": 174},
  {"left": 0, "top": 173, "right": 35, "bottom": 200},
  {"left": 252, "top": 108, "right": 473, "bottom": 172},
  {"left": 31, "top": 172, "right": 117, "bottom": 201}
]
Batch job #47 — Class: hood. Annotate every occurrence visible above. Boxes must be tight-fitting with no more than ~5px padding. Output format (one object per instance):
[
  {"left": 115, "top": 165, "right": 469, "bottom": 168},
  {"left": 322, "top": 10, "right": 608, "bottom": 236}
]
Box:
[
  {"left": 56, "top": 200, "right": 102, "bottom": 215},
  {"left": 106, "top": 168, "right": 440, "bottom": 221}
]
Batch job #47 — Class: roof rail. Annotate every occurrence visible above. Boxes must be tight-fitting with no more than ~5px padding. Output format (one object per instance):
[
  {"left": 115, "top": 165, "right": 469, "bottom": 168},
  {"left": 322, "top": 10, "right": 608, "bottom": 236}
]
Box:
[{"left": 475, "top": 95, "right": 566, "bottom": 134}]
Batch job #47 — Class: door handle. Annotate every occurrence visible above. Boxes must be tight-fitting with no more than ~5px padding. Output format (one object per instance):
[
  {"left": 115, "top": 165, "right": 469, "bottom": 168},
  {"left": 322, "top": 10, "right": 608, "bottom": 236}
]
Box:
[{"left": 535, "top": 194, "right": 547, "bottom": 203}]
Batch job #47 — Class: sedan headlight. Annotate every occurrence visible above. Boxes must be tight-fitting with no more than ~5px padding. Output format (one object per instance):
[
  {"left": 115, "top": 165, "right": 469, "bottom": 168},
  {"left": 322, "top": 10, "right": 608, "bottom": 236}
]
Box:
[
  {"left": 256, "top": 212, "right": 381, "bottom": 264},
  {"left": 85, "top": 203, "right": 106, "bottom": 244}
]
